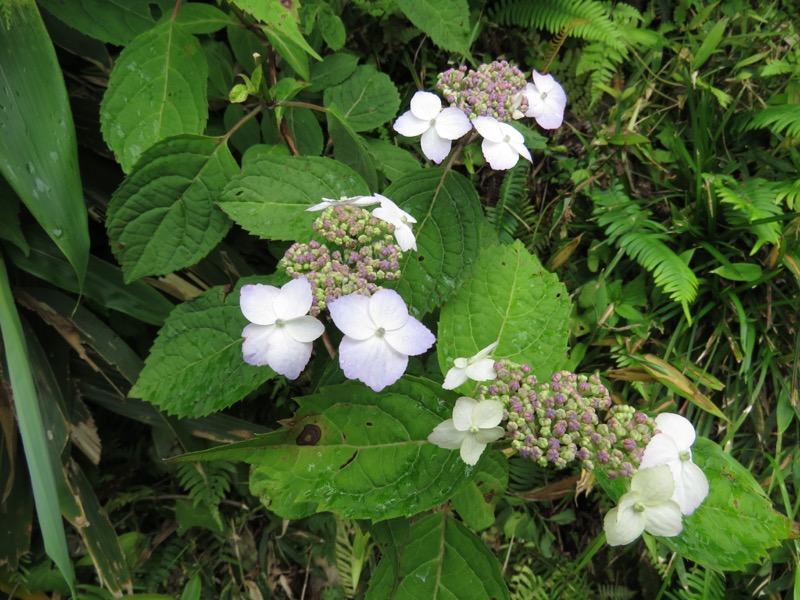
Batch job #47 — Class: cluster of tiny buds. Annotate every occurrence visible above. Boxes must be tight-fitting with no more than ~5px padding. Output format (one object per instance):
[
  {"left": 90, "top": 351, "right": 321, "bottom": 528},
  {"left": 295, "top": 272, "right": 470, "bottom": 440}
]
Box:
[
  {"left": 436, "top": 61, "right": 529, "bottom": 121},
  {"left": 279, "top": 206, "right": 402, "bottom": 315},
  {"left": 479, "top": 362, "right": 656, "bottom": 479}
]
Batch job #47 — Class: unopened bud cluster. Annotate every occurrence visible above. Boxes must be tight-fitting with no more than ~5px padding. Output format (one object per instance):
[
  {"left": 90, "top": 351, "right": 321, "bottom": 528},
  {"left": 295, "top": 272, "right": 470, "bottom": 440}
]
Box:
[
  {"left": 479, "top": 362, "right": 656, "bottom": 479},
  {"left": 437, "top": 61, "right": 529, "bottom": 121},
  {"left": 279, "top": 205, "right": 402, "bottom": 315}
]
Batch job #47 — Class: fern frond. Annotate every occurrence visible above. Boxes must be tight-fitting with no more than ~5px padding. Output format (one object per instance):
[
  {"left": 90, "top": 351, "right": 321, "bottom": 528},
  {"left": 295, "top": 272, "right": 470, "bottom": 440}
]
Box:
[
  {"left": 485, "top": 162, "right": 529, "bottom": 243},
  {"left": 714, "top": 176, "right": 783, "bottom": 254},
  {"left": 595, "top": 583, "right": 637, "bottom": 600},
  {"left": 176, "top": 460, "right": 236, "bottom": 529},
  {"left": 664, "top": 566, "right": 726, "bottom": 600},
  {"left": 591, "top": 185, "right": 698, "bottom": 311},
  {"left": 334, "top": 518, "right": 372, "bottom": 598},
  {"left": 746, "top": 103, "right": 800, "bottom": 137},
  {"left": 576, "top": 42, "right": 627, "bottom": 104},
  {"left": 542, "top": 25, "right": 577, "bottom": 74},
  {"left": 776, "top": 178, "right": 800, "bottom": 210},
  {"left": 491, "top": 0, "right": 625, "bottom": 50}
]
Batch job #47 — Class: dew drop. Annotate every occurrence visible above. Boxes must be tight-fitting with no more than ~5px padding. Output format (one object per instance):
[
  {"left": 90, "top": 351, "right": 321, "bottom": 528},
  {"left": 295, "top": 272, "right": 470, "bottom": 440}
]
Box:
[{"left": 52, "top": 228, "right": 63, "bottom": 238}]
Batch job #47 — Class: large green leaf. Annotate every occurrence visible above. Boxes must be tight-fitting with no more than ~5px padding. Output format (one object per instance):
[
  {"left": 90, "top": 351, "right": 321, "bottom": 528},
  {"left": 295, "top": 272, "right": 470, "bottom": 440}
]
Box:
[
  {"left": 7, "top": 228, "right": 173, "bottom": 326},
  {"left": 0, "top": 0, "right": 89, "bottom": 285},
  {"left": 177, "top": 378, "right": 472, "bottom": 520},
  {"left": 130, "top": 282, "right": 277, "bottom": 418},
  {"left": 326, "top": 107, "right": 379, "bottom": 190},
  {"left": 323, "top": 65, "right": 400, "bottom": 132},
  {"left": 384, "top": 169, "right": 483, "bottom": 316},
  {"left": 366, "top": 512, "right": 509, "bottom": 599},
  {"left": 37, "top": 0, "right": 172, "bottom": 45},
  {"left": 450, "top": 450, "right": 508, "bottom": 531},
  {"left": 218, "top": 155, "right": 370, "bottom": 241},
  {"left": 395, "top": 0, "right": 473, "bottom": 57},
  {"left": 660, "top": 438, "right": 796, "bottom": 571},
  {"left": 106, "top": 135, "right": 237, "bottom": 282},
  {"left": 0, "top": 256, "right": 75, "bottom": 594},
  {"left": 100, "top": 19, "right": 208, "bottom": 173},
  {"left": 437, "top": 241, "right": 571, "bottom": 383}
]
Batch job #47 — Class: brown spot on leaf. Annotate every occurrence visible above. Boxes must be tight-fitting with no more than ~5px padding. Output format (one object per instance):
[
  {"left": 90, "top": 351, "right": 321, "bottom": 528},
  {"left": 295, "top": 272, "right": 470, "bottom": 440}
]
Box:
[{"left": 296, "top": 424, "right": 321, "bottom": 446}]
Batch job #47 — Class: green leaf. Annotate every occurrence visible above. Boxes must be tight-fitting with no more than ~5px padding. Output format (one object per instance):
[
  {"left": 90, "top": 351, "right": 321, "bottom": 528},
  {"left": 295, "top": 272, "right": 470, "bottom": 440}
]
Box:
[
  {"left": 450, "top": 450, "right": 509, "bottom": 530},
  {"left": 0, "top": 0, "right": 89, "bottom": 285},
  {"left": 326, "top": 107, "right": 380, "bottom": 190},
  {"left": 37, "top": 0, "right": 172, "bottom": 45},
  {"left": 318, "top": 2, "right": 345, "bottom": 50},
  {"left": 174, "top": 3, "right": 233, "bottom": 34},
  {"left": 0, "top": 179, "right": 29, "bottom": 254},
  {"left": 106, "top": 135, "right": 237, "bottom": 282},
  {"left": 323, "top": 65, "right": 400, "bottom": 132},
  {"left": 285, "top": 107, "right": 324, "bottom": 156},
  {"left": 0, "top": 255, "right": 76, "bottom": 594},
  {"left": 7, "top": 228, "right": 173, "bottom": 326},
  {"left": 366, "top": 512, "right": 509, "bottom": 599},
  {"left": 437, "top": 241, "right": 571, "bottom": 383},
  {"left": 231, "top": 0, "right": 322, "bottom": 80},
  {"left": 178, "top": 378, "right": 472, "bottom": 520},
  {"left": 100, "top": 19, "right": 209, "bottom": 173},
  {"left": 308, "top": 52, "right": 358, "bottom": 93},
  {"left": 661, "top": 438, "right": 796, "bottom": 571},
  {"left": 395, "top": 0, "right": 473, "bottom": 56},
  {"left": 218, "top": 155, "right": 370, "bottom": 241},
  {"left": 365, "top": 139, "right": 422, "bottom": 182},
  {"left": 130, "top": 283, "right": 276, "bottom": 418},
  {"left": 692, "top": 17, "right": 729, "bottom": 69},
  {"left": 384, "top": 169, "right": 483, "bottom": 316}
]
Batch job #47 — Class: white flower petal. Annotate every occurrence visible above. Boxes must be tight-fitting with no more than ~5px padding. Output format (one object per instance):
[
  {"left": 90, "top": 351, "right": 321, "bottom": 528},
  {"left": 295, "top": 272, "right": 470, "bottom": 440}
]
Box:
[
  {"left": 643, "top": 501, "right": 683, "bottom": 537},
  {"left": 383, "top": 316, "right": 435, "bottom": 356},
  {"left": 393, "top": 224, "right": 417, "bottom": 251},
  {"left": 306, "top": 200, "right": 333, "bottom": 211},
  {"left": 241, "top": 323, "right": 276, "bottom": 366},
  {"left": 473, "top": 341, "right": 499, "bottom": 360},
  {"left": 420, "top": 127, "right": 452, "bottom": 164},
  {"left": 240, "top": 284, "right": 279, "bottom": 325},
  {"left": 409, "top": 90, "right": 442, "bottom": 120},
  {"left": 264, "top": 327, "right": 313, "bottom": 379},
  {"left": 633, "top": 465, "right": 675, "bottom": 503},
  {"left": 338, "top": 335, "right": 408, "bottom": 392},
  {"left": 511, "top": 141, "right": 532, "bottom": 163},
  {"left": 393, "top": 111, "right": 431, "bottom": 137},
  {"left": 639, "top": 433, "right": 680, "bottom": 469},
  {"left": 604, "top": 505, "right": 645, "bottom": 546},
  {"left": 328, "top": 293, "right": 375, "bottom": 340},
  {"left": 367, "top": 288, "right": 409, "bottom": 330},
  {"left": 442, "top": 367, "right": 468, "bottom": 390},
  {"left": 472, "top": 400, "right": 504, "bottom": 429},
  {"left": 481, "top": 140, "right": 520, "bottom": 170},
  {"left": 471, "top": 116, "right": 504, "bottom": 142},
  {"left": 465, "top": 359, "right": 498, "bottom": 382},
  {"left": 673, "top": 461, "right": 709, "bottom": 515},
  {"left": 434, "top": 107, "right": 473, "bottom": 140},
  {"left": 452, "top": 397, "right": 477, "bottom": 431},
  {"left": 497, "top": 122, "right": 524, "bottom": 144},
  {"left": 459, "top": 434, "right": 486, "bottom": 466},
  {"left": 474, "top": 425, "right": 504, "bottom": 444},
  {"left": 428, "top": 419, "right": 467, "bottom": 449},
  {"left": 284, "top": 315, "right": 325, "bottom": 343},
  {"left": 274, "top": 277, "right": 313, "bottom": 320},
  {"left": 654, "top": 413, "right": 696, "bottom": 450}
]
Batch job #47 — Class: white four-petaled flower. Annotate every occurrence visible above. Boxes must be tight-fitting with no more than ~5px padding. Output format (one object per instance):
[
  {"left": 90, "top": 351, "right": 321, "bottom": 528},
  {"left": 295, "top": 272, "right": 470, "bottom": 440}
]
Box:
[
  {"left": 240, "top": 278, "right": 325, "bottom": 379},
  {"left": 393, "top": 91, "right": 473, "bottom": 164},
  {"left": 471, "top": 116, "right": 532, "bottom": 170},
  {"left": 371, "top": 194, "right": 418, "bottom": 252},
  {"left": 603, "top": 465, "right": 684, "bottom": 546},
  {"left": 428, "top": 397, "right": 505, "bottom": 465},
  {"left": 328, "top": 289, "right": 435, "bottom": 392},
  {"left": 522, "top": 70, "right": 567, "bottom": 130},
  {"left": 306, "top": 195, "right": 380, "bottom": 212},
  {"left": 442, "top": 342, "right": 499, "bottom": 390},
  {"left": 639, "top": 413, "right": 710, "bottom": 515}
]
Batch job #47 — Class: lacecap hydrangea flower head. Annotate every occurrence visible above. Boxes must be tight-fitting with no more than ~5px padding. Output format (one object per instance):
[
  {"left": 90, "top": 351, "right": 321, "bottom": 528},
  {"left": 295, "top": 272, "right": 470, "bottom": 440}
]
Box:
[{"left": 393, "top": 60, "right": 567, "bottom": 170}]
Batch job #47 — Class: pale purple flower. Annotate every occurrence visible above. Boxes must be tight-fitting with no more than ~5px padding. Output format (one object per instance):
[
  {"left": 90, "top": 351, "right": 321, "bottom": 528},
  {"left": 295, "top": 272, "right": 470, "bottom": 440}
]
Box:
[
  {"left": 371, "top": 194, "right": 417, "bottom": 251},
  {"left": 471, "top": 116, "right": 532, "bottom": 170},
  {"left": 240, "top": 278, "right": 325, "bottom": 379},
  {"left": 393, "top": 91, "right": 472, "bottom": 164},
  {"left": 306, "top": 195, "right": 381, "bottom": 212},
  {"left": 428, "top": 397, "right": 505, "bottom": 465},
  {"left": 603, "top": 465, "right": 683, "bottom": 546},
  {"left": 522, "top": 71, "right": 567, "bottom": 129},
  {"left": 328, "top": 289, "right": 435, "bottom": 392},
  {"left": 442, "top": 342, "right": 498, "bottom": 390},
  {"left": 639, "top": 413, "right": 709, "bottom": 515}
]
